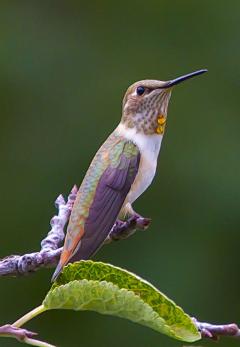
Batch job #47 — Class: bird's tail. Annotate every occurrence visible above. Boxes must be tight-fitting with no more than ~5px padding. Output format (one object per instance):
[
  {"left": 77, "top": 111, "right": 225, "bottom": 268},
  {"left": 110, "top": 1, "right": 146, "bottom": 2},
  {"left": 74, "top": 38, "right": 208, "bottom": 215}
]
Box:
[{"left": 51, "top": 262, "right": 63, "bottom": 283}]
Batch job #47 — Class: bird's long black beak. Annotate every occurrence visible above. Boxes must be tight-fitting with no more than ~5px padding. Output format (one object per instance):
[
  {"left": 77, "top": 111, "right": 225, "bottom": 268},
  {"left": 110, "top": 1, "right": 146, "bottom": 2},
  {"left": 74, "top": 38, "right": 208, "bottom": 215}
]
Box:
[{"left": 162, "top": 69, "right": 208, "bottom": 88}]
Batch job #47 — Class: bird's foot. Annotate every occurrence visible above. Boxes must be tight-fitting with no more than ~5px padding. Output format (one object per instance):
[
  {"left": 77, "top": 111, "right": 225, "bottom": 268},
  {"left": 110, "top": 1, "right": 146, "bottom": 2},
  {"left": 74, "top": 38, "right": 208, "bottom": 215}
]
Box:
[
  {"left": 132, "top": 213, "right": 151, "bottom": 231},
  {"left": 105, "top": 214, "right": 151, "bottom": 243}
]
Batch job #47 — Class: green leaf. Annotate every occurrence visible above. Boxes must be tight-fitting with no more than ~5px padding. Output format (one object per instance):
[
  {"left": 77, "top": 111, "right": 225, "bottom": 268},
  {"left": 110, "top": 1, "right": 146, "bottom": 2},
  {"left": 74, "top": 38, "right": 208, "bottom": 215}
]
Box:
[{"left": 43, "top": 261, "right": 200, "bottom": 342}]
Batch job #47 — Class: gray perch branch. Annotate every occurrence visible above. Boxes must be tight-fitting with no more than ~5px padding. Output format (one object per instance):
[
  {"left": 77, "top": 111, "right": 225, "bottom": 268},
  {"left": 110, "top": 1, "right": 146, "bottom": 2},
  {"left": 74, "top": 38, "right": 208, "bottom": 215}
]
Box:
[{"left": 0, "top": 185, "right": 151, "bottom": 277}]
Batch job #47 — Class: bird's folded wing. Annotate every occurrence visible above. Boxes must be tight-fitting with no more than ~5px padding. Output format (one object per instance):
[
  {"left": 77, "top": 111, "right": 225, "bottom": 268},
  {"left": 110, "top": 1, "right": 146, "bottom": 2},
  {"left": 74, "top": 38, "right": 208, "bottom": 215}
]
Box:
[
  {"left": 51, "top": 140, "right": 140, "bottom": 282},
  {"left": 70, "top": 141, "right": 140, "bottom": 262}
]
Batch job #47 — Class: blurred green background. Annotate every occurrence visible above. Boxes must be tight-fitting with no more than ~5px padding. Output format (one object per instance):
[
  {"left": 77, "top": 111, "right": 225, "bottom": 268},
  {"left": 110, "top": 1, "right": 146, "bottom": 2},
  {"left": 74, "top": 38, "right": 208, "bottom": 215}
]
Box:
[{"left": 0, "top": 1, "right": 239, "bottom": 346}]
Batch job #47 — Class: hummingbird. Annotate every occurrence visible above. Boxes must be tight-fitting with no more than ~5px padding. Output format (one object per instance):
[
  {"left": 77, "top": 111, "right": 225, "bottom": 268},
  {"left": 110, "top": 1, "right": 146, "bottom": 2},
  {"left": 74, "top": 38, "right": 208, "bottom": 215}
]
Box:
[{"left": 52, "top": 69, "right": 207, "bottom": 282}]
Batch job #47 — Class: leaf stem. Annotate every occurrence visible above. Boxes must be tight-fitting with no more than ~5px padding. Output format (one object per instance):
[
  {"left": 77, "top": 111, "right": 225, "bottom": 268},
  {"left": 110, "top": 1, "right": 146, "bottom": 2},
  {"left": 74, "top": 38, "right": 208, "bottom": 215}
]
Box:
[{"left": 13, "top": 305, "right": 47, "bottom": 328}]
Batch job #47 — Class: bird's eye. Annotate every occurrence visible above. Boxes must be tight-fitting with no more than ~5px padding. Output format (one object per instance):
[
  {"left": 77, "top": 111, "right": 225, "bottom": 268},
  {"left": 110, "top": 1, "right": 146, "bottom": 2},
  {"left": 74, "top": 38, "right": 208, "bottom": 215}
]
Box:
[{"left": 136, "top": 86, "right": 145, "bottom": 96}]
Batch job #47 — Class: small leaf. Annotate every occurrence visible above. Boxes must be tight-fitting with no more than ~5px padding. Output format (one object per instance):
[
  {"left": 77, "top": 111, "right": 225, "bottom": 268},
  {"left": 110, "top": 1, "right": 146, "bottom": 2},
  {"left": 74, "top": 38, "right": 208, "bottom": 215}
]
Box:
[{"left": 44, "top": 261, "right": 200, "bottom": 342}]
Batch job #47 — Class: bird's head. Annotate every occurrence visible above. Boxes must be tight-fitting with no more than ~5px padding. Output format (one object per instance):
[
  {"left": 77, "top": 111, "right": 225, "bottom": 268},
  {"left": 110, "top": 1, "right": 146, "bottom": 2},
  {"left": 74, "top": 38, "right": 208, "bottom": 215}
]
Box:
[{"left": 121, "top": 70, "right": 207, "bottom": 135}]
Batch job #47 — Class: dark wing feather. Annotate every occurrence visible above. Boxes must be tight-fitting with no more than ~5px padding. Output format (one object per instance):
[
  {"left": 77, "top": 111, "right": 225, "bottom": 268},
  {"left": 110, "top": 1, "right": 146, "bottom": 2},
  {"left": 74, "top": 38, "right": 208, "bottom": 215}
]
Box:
[{"left": 69, "top": 148, "right": 140, "bottom": 263}]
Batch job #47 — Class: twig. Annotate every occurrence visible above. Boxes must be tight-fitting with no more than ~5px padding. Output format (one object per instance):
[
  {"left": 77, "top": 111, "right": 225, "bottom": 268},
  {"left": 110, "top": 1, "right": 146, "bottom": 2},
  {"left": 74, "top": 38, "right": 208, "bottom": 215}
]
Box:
[
  {"left": 0, "top": 325, "right": 56, "bottom": 346},
  {"left": 0, "top": 324, "right": 37, "bottom": 341},
  {"left": 191, "top": 317, "right": 240, "bottom": 340},
  {"left": 0, "top": 185, "right": 151, "bottom": 277}
]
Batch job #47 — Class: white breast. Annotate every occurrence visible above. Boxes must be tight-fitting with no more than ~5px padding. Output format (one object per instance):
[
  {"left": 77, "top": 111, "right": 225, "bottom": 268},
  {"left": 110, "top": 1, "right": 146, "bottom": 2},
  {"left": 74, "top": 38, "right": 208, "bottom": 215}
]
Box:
[{"left": 116, "top": 123, "right": 163, "bottom": 204}]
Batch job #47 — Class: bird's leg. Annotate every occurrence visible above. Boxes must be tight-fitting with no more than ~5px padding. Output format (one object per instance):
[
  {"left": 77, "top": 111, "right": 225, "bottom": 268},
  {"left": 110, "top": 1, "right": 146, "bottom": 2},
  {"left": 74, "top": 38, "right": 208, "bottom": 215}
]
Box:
[{"left": 105, "top": 203, "right": 151, "bottom": 243}]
